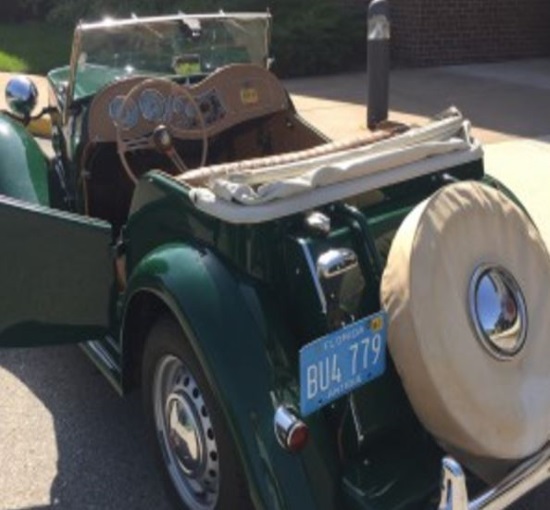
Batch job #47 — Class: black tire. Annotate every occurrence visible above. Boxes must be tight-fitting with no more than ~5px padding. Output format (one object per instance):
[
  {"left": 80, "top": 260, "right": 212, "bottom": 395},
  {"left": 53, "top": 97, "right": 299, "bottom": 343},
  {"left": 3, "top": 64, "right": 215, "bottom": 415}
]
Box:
[{"left": 142, "top": 315, "right": 253, "bottom": 510}]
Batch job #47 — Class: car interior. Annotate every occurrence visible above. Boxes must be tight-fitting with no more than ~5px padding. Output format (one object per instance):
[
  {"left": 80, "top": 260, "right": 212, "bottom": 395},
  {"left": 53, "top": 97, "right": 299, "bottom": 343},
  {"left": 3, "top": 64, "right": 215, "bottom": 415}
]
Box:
[{"left": 79, "top": 64, "right": 329, "bottom": 231}]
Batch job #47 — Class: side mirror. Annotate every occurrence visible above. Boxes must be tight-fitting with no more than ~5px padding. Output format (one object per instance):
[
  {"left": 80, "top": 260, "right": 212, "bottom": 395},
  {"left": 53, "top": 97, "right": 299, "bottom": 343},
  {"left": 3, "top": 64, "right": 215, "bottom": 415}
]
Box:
[{"left": 5, "top": 76, "right": 38, "bottom": 120}]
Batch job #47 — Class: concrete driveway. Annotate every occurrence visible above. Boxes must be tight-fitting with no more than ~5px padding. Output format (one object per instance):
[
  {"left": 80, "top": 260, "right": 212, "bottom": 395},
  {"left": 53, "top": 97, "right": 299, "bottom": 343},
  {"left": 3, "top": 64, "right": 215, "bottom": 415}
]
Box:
[
  {"left": 1, "top": 59, "right": 550, "bottom": 509},
  {"left": 287, "top": 58, "right": 550, "bottom": 144}
]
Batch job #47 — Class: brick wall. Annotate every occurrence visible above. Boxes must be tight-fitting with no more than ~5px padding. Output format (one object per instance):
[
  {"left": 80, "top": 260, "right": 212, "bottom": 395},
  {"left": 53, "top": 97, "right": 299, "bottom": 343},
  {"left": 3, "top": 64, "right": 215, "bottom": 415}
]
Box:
[{"left": 388, "top": 0, "right": 550, "bottom": 66}]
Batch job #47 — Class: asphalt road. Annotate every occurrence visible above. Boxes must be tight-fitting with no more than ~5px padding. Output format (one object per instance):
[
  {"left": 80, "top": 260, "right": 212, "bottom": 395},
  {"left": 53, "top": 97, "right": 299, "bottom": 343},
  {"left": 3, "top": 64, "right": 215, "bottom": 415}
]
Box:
[
  {"left": 0, "top": 346, "right": 172, "bottom": 510},
  {"left": 0, "top": 345, "right": 548, "bottom": 510}
]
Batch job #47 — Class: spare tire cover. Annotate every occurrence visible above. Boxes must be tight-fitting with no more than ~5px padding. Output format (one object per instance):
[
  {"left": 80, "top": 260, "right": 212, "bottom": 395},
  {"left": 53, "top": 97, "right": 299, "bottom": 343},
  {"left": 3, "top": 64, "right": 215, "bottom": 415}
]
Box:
[{"left": 381, "top": 181, "right": 550, "bottom": 460}]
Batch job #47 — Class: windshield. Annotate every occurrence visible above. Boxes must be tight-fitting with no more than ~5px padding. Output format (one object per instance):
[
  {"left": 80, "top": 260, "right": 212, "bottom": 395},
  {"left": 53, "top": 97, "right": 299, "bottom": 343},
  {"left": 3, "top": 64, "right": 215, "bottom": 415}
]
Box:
[{"left": 70, "top": 13, "right": 271, "bottom": 100}]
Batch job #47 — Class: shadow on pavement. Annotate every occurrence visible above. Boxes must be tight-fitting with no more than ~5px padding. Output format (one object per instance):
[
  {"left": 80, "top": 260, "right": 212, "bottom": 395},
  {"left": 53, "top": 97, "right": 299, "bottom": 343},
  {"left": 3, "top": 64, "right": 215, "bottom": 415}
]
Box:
[
  {"left": 0, "top": 346, "right": 172, "bottom": 510},
  {"left": 389, "top": 62, "right": 550, "bottom": 141},
  {"left": 285, "top": 59, "right": 550, "bottom": 141},
  {"left": 1, "top": 345, "right": 549, "bottom": 509}
]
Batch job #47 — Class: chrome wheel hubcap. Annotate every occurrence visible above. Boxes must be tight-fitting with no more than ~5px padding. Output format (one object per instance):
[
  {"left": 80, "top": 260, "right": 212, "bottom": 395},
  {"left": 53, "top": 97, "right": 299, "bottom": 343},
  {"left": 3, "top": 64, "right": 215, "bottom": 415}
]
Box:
[
  {"left": 153, "top": 355, "right": 220, "bottom": 509},
  {"left": 468, "top": 265, "right": 528, "bottom": 360}
]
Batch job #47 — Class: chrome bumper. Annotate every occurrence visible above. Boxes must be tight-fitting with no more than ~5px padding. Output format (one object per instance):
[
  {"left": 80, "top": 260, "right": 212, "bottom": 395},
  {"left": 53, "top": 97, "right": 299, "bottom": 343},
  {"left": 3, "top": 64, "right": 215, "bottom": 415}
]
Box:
[{"left": 438, "top": 445, "right": 550, "bottom": 509}]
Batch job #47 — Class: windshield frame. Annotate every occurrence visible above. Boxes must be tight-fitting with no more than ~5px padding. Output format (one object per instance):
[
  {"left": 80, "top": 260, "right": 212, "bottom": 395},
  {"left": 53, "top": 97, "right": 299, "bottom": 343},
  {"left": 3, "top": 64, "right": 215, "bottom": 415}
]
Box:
[{"left": 64, "top": 11, "right": 272, "bottom": 122}]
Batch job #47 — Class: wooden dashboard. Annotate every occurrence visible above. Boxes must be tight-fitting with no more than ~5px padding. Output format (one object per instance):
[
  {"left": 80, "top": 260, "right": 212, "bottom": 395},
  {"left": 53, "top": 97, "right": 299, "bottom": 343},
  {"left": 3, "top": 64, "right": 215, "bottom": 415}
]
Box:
[{"left": 87, "top": 64, "right": 290, "bottom": 143}]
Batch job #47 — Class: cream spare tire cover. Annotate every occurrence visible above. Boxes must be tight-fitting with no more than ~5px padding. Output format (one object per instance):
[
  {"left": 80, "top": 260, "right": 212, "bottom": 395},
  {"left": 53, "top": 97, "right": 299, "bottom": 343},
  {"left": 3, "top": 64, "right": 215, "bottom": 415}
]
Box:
[{"left": 381, "top": 181, "right": 550, "bottom": 460}]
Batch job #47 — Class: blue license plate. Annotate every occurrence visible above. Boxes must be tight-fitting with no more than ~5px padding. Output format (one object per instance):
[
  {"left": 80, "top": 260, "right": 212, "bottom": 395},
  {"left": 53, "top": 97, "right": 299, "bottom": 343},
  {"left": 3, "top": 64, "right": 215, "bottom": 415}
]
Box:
[{"left": 299, "top": 311, "right": 387, "bottom": 416}]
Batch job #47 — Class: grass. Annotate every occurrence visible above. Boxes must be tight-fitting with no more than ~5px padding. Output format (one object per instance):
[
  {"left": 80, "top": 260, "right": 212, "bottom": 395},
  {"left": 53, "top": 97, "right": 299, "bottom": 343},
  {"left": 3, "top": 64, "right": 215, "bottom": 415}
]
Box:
[
  {"left": 0, "top": 22, "right": 72, "bottom": 74},
  {"left": 0, "top": 53, "right": 27, "bottom": 72}
]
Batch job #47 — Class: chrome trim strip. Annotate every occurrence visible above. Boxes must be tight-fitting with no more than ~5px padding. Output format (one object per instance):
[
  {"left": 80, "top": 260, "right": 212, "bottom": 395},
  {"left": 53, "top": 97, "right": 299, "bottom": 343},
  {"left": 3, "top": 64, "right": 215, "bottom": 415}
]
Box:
[
  {"left": 297, "top": 238, "right": 328, "bottom": 315},
  {"left": 438, "top": 444, "right": 550, "bottom": 509},
  {"left": 65, "top": 25, "right": 81, "bottom": 124},
  {"left": 80, "top": 12, "right": 272, "bottom": 31},
  {"left": 438, "top": 458, "right": 469, "bottom": 510},
  {"left": 104, "top": 334, "right": 122, "bottom": 355},
  {"left": 85, "top": 339, "right": 118, "bottom": 372},
  {"left": 348, "top": 393, "right": 365, "bottom": 445},
  {"left": 468, "top": 263, "right": 528, "bottom": 361}
]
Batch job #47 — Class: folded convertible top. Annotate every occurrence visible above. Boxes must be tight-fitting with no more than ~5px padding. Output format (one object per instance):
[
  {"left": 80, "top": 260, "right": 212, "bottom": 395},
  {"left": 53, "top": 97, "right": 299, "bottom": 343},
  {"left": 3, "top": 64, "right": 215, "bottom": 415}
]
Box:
[{"left": 177, "top": 108, "right": 482, "bottom": 224}]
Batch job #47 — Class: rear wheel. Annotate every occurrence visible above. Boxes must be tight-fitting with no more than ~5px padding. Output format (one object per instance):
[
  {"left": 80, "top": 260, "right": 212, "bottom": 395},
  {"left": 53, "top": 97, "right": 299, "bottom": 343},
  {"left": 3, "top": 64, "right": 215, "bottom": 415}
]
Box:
[{"left": 142, "top": 315, "right": 252, "bottom": 510}]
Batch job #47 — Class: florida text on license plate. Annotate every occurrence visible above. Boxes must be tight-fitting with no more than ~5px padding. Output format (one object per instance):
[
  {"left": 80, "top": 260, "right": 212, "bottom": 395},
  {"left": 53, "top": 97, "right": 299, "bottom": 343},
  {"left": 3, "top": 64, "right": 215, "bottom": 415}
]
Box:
[{"left": 299, "top": 311, "right": 387, "bottom": 416}]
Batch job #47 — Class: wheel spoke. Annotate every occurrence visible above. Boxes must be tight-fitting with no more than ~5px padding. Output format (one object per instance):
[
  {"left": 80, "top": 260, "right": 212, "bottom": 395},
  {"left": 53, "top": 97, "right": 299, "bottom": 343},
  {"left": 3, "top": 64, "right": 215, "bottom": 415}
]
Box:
[{"left": 153, "top": 355, "right": 219, "bottom": 509}]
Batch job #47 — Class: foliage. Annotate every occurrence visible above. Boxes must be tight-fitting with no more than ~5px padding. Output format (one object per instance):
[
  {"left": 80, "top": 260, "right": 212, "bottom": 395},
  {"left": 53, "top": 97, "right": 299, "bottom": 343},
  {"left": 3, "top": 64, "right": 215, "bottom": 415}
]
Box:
[
  {"left": 0, "top": 52, "right": 28, "bottom": 73},
  {"left": 0, "top": 0, "right": 366, "bottom": 77},
  {"left": 271, "top": 1, "right": 366, "bottom": 77},
  {"left": 45, "top": 0, "right": 242, "bottom": 22},
  {"left": 0, "top": 0, "right": 53, "bottom": 22},
  {"left": 0, "top": 22, "right": 72, "bottom": 73}
]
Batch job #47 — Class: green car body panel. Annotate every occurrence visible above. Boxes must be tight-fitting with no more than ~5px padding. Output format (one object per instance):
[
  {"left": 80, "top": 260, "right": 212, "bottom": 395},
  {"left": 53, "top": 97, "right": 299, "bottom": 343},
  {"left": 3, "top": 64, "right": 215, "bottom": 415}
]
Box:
[
  {"left": 0, "top": 12, "right": 526, "bottom": 510},
  {"left": 122, "top": 175, "right": 337, "bottom": 509},
  {"left": 0, "top": 117, "right": 487, "bottom": 508},
  {"left": 0, "top": 114, "right": 115, "bottom": 348},
  {"left": 0, "top": 114, "right": 50, "bottom": 205},
  {"left": 122, "top": 243, "right": 337, "bottom": 510},
  {"left": 115, "top": 167, "right": 485, "bottom": 510}
]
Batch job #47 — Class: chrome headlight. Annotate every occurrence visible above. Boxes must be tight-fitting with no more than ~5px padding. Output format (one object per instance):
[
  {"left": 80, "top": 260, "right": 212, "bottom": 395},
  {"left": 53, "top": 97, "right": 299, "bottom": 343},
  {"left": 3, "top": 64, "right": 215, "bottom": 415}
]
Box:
[{"left": 5, "top": 76, "right": 38, "bottom": 119}]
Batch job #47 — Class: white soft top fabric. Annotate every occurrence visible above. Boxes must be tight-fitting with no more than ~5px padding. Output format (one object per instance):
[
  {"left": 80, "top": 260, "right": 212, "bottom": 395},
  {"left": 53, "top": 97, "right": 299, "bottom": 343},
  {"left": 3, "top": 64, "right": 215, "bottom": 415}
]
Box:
[{"left": 186, "top": 108, "right": 482, "bottom": 223}]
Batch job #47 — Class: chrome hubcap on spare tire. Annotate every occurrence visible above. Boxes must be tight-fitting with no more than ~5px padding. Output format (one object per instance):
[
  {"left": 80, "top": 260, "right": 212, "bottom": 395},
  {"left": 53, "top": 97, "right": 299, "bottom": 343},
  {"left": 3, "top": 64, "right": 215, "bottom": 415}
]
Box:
[
  {"left": 468, "top": 264, "right": 528, "bottom": 360},
  {"left": 153, "top": 355, "right": 220, "bottom": 509}
]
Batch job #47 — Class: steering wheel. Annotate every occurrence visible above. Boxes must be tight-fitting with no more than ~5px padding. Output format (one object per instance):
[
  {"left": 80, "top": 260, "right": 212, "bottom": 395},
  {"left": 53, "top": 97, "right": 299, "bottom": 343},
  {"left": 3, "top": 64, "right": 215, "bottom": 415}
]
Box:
[{"left": 115, "top": 78, "right": 208, "bottom": 184}]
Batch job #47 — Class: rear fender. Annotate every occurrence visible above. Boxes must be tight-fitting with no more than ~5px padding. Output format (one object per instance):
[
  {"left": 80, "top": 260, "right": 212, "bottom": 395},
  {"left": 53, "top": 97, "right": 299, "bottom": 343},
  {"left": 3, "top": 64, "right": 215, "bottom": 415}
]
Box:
[
  {"left": 0, "top": 113, "right": 49, "bottom": 205},
  {"left": 122, "top": 243, "right": 337, "bottom": 510}
]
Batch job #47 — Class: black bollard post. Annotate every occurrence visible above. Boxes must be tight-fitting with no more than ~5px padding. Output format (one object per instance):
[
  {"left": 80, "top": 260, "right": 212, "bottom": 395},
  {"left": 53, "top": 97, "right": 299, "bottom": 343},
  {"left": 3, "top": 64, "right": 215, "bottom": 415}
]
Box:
[{"left": 367, "top": 0, "right": 390, "bottom": 130}]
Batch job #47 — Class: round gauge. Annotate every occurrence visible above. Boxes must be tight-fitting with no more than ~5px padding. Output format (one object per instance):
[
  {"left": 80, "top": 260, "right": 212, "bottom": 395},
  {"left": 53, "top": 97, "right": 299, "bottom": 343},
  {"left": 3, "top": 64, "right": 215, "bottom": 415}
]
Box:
[
  {"left": 171, "top": 95, "right": 198, "bottom": 129},
  {"left": 108, "top": 95, "right": 125, "bottom": 122},
  {"left": 139, "top": 88, "right": 165, "bottom": 122},
  {"left": 109, "top": 95, "right": 139, "bottom": 130}
]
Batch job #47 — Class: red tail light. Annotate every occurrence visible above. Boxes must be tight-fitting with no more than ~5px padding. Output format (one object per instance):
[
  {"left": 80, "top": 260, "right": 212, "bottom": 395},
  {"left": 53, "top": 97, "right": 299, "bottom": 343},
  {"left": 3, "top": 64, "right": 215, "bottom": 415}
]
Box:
[{"left": 274, "top": 406, "right": 309, "bottom": 453}]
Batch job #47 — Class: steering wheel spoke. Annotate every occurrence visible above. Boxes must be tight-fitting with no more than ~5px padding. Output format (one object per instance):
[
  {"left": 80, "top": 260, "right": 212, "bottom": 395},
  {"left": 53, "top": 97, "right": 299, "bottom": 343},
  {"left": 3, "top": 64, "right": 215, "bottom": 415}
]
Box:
[
  {"left": 121, "top": 134, "right": 155, "bottom": 152},
  {"left": 166, "top": 146, "right": 189, "bottom": 173}
]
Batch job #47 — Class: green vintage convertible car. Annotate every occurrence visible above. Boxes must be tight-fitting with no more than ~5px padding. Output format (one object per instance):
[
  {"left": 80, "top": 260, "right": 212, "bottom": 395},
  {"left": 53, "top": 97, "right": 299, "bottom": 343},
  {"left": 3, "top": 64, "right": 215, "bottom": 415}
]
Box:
[{"left": 3, "top": 11, "right": 550, "bottom": 510}]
